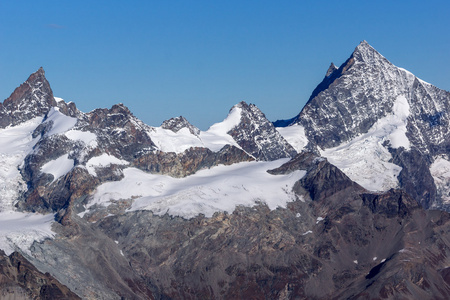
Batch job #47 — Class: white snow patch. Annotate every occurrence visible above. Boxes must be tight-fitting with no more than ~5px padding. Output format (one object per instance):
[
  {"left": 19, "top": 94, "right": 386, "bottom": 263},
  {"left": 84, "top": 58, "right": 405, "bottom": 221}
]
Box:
[
  {"left": 353, "top": 260, "right": 358, "bottom": 264},
  {"left": 200, "top": 106, "right": 242, "bottom": 151},
  {"left": 373, "top": 257, "right": 377, "bottom": 261},
  {"left": 389, "top": 95, "right": 410, "bottom": 149},
  {"left": 44, "top": 107, "right": 78, "bottom": 136},
  {"left": 302, "top": 230, "right": 312, "bottom": 235},
  {"left": 54, "top": 97, "right": 65, "bottom": 103},
  {"left": 321, "top": 95, "right": 410, "bottom": 192},
  {"left": 0, "top": 117, "right": 43, "bottom": 211},
  {"left": 296, "top": 213, "right": 301, "bottom": 218},
  {"left": 148, "top": 107, "right": 242, "bottom": 153},
  {"left": 0, "top": 211, "right": 55, "bottom": 255},
  {"left": 430, "top": 156, "right": 450, "bottom": 204},
  {"left": 381, "top": 258, "right": 386, "bottom": 263},
  {"left": 41, "top": 154, "right": 74, "bottom": 182},
  {"left": 149, "top": 127, "right": 203, "bottom": 153},
  {"left": 85, "top": 154, "right": 129, "bottom": 176},
  {"left": 65, "top": 129, "right": 97, "bottom": 147},
  {"left": 316, "top": 217, "right": 324, "bottom": 224},
  {"left": 276, "top": 124, "right": 308, "bottom": 152},
  {"left": 89, "top": 159, "right": 306, "bottom": 219}
]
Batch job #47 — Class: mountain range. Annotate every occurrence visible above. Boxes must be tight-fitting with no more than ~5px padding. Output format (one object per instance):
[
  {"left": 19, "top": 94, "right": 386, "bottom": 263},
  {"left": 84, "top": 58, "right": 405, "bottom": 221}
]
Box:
[{"left": 1, "top": 41, "right": 450, "bottom": 299}]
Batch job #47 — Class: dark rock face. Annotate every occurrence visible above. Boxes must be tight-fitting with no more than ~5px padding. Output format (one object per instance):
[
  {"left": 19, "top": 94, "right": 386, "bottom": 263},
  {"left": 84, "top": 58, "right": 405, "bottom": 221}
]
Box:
[
  {"left": 390, "top": 147, "right": 437, "bottom": 209},
  {"left": 228, "top": 101, "right": 297, "bottom": 161},
  {"left": 0, "top": 250, "right": 80, "bottom": 300},
  {"left": 0, "top": 67, "right": 56, "bottom": 128},
  {"left": 77, "top": 103, "right": 157, "bottom": 160},
  {"left": 134, "top": 145, "right": 253, "bottom": 177}
]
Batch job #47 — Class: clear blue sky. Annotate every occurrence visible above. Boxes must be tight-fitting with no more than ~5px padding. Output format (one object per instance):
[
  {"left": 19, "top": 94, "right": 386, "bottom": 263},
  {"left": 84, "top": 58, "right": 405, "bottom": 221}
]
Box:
[{"left": 1, "top": 1, "right": 449, "bottom": 129}]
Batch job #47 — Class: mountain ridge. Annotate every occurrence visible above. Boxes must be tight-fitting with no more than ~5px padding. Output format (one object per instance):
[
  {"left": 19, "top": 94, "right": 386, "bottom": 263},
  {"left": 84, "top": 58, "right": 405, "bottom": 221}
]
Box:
[{"left": 1, "top": 41, "right": 450, "bottom": 299}]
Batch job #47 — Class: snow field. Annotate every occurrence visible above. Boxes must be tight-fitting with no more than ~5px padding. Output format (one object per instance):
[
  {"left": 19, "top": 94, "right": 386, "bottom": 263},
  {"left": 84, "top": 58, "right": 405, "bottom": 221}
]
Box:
[
  {"left": 149, "top": 106, "right": 242, "bottom": 153},
  {"left": 0, "top": 119, "right": 56, "bottom": 255},
  {"left": 85, "top": 153, "right": 129, "bottom": 176},
  {"left": 276, "top": 124, "right": 308, "bottom": 152},
  {"left": 89, "top": 159, "right": 306, "bottom": 219},
  {"left": 430, "top": 156, "right": 450, "bottom": 204},
  {"left": 0, "top": 118, "right": 43, "bottom": 211},
  {"left": 0, "top": 211, "right": 55, "bottom": 255},
  {"left": 320, "top": 95, "right": 410, "bottom": 192}
]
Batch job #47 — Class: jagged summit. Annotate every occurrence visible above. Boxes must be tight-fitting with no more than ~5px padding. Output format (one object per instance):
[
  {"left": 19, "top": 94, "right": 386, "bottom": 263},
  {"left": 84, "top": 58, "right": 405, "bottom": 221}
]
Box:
[
  {"left": 0, "top": 67, "right": 57, "bottom": 127},
  {"left": 351, "top": 40, "right": 390, "bottom": 66},
  {"left": 161, "top": 116, "right": 200, "bottom": 136},
  {"left": 227, "top": 101, "right": 297, "bottom": 160},
  {"left": 277, "top": 40, "right": 450, "bottom": 210},
  {"left": 325, "top": 62, "right": 338, "bottom": 77}
]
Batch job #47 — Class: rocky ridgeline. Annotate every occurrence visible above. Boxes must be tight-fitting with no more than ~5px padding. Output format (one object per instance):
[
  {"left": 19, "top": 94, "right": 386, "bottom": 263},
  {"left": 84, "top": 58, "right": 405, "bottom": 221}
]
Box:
[{"left": 1, "top": 41, "right": 450, "bottom": 299}]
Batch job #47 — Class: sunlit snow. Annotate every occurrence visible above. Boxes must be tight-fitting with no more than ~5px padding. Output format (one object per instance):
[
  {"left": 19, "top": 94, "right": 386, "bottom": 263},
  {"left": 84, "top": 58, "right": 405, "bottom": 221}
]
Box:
[
  {"left": 65, "top": 129, "right": 97, "bottom": 147},
  {"left": 149, "top": 127, "right": 203, "bottom": 153},
  {"left": 0, "top": 118, "right": 42, "bottom": 211},
  {"left": 44, "top": 107, "right": 78, "bottom": 136},
  {"left": 148, "top": 106, "right": 242, "bottom": 153},
  {"left": 41, "top": 154, "right": 74, "bottom": 182},
  {"left": 430, "top": 156, "right": 450, "bottom": 204},
  {"left": 88, "top": 159, "right": 306, "bottom": 219},
  {"left": 0, "top": 211, "right": 55, "bottom": 255},
  {"left": 0, "top": 119, "right": 55, "bottom": 255},
  {"left": 321, "top": 95, "right": 410, "bottom": 192},
  {"left": 276, "top": 124, "right": 308, "bottom": 152},
  {"left": 199, "top": 106, "right": 242, "bottom": 152},
  {"left": 86, "top": 153, "right": 129, "bottom": 176}
]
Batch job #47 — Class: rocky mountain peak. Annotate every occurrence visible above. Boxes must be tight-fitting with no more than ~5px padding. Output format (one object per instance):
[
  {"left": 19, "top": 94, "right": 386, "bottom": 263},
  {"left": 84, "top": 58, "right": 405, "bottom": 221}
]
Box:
[
  {"left": 161, "top": 116, "right": 200, "bottom": 136},
  {"left": 0, "top": 67, "right": 57, "bottom": 128},
  {"left": 227, "top": 101, "right": 297, "bottom": 161},
  {"left": 351, "top": 40, "right": 386, "bottom": 64},
  {"left": 325, "top": 62, "right": 338, "bottom": 77}
]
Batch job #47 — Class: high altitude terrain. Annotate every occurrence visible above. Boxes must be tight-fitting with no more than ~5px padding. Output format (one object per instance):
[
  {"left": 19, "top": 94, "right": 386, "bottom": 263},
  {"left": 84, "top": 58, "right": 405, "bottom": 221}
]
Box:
[{"left": 1, "top": 41, "right": 450, "bottom": 299}]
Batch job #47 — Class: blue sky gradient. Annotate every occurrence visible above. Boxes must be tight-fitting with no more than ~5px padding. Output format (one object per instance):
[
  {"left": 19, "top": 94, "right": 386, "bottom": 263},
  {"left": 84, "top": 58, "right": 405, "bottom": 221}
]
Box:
[{"left": 1, "top": 1, "right": 449, "bottom": 129}]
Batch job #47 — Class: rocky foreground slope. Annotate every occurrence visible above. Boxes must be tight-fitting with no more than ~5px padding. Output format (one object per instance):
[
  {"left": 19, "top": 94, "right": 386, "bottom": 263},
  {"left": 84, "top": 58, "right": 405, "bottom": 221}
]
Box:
[{"left": 1, "top": 42, "right": 450, "bottom": 299}]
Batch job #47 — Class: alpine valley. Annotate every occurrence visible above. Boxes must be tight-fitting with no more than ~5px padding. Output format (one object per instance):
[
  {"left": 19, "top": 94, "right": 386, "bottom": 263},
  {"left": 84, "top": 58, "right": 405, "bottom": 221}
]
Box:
[{"left": 2, "top": 41, "right": 450, "bottom": 299}]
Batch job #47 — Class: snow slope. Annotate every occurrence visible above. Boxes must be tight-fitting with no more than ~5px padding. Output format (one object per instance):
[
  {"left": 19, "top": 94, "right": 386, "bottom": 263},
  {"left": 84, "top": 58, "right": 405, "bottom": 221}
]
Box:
[
  {"left": 0, "top": 117, "right": 42, "bottom": 211},
  {"left": 41, "top": 154, "right": 74, "bottom": 182},
  {"left": 320, "top": 95, "right": 410, "bottom": 191},
  {"left": 44, "top": 107, "right": 78, "bottom": 136},
  {"left": 276, "top": 124, "right": 308, "bottom": 152},
  {"left": 0, "top": 211, "right": 55, "bottom": 255},
  {"left": 88, "top": 159, "right": 306, "bottom": 219},
  {"left": 85, "top": 153, "right": 129, "bottom": 176},
  {"left": 148, "top": 106, "right": 242, "bottom": 153},
  {"left": 430, "top": 156, "right": 450, "bottom": 205},
  {"left": 0, "top": 118, "right": 56, "bottom": 255}
]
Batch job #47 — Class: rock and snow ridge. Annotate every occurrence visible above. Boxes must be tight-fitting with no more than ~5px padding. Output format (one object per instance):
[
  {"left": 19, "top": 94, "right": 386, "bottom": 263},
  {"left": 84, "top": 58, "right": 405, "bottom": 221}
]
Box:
[
  {"left": 2, "top": 39, "right": 450, "bottom": 255},
  {"left": 274, "top": 41, "right": 450, "bottom": 209}
]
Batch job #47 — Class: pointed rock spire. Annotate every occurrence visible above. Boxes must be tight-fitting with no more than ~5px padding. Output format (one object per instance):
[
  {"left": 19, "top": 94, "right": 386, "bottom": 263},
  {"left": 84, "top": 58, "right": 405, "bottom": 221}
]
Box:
[
  {"left": 351, "top": 40, "right": 388, "bottom": 65},
  {"left": 227, "top": 101, "right": 297, "bottom": 161},
  {"left": 0, "top": 68, "right": 57, "bottom": 127},
  {"left": 325, "top": 63, "right": 338, "bottom": 77}
]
